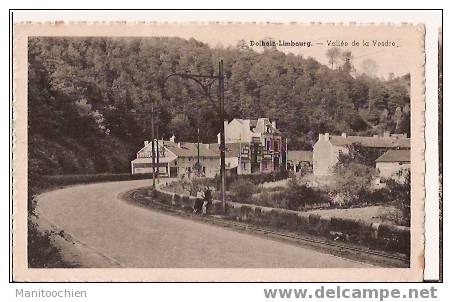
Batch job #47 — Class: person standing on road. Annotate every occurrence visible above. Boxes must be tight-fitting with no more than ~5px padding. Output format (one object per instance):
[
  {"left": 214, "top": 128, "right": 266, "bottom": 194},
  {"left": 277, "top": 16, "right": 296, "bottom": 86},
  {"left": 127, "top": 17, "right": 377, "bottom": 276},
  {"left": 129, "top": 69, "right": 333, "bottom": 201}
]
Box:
[
  {"left": 202, "top": 187, "right": 212, "bottom": 215},
  {"left": 194, "top": 189, "right": 204, "bottom": 214}
]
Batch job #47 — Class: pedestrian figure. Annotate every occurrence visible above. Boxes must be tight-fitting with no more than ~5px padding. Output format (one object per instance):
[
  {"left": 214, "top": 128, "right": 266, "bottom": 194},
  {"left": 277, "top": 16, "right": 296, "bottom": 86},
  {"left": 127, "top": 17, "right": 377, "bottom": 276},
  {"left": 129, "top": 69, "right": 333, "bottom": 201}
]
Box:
[
  {"left": 193, "top": 190, "right": 204, "bottom": 214},
  {"left": 202, "top": 187, "right": 212, "bottom": 215}
]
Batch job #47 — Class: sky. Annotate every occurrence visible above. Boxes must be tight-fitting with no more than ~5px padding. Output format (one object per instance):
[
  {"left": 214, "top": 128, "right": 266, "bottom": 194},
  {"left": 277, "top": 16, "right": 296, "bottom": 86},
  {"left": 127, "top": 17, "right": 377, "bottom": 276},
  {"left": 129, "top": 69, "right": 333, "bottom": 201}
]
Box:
[{"left": 138, "top": 23, "right": 422, "bottom": 78}]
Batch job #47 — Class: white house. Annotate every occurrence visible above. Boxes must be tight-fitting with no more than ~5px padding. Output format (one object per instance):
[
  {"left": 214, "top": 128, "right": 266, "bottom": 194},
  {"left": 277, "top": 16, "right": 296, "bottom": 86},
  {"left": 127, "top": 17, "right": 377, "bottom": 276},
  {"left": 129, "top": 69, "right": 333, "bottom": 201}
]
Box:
[
  {"left": 131, "top": 137, "right": 220, "bottom": 178},
  {"left": 375, "top": 149, "right": 410, "bottom": 182},
  {"left": 313, "top": 132, "right": 410, "bottom": 176}
]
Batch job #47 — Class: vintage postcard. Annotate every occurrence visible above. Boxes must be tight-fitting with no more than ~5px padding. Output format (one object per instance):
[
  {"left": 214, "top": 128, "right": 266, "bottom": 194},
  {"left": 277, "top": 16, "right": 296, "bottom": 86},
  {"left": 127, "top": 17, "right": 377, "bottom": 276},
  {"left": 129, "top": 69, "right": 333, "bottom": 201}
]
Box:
[{"left": 12, "top": 21, "right": 426, "bottom": 281}]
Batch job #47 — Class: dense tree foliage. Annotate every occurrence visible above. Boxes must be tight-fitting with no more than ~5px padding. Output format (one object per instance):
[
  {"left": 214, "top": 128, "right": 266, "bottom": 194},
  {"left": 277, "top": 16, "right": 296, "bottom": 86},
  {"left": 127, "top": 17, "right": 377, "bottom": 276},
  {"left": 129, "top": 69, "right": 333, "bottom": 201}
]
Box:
[{"left": 28, "top": 37, "right": 410, "bottom": 175}]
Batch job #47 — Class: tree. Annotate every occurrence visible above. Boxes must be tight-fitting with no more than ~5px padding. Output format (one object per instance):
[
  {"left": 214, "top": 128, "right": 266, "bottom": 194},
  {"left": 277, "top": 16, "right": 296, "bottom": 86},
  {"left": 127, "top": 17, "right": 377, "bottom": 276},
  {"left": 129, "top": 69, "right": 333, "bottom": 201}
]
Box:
[
  {"left": 360, "top": 59, "right": 379, "bottom": 77},
  {"left": 326, "top": 47, "right": 341, "bottom": 69},
  {"left": 28, "top": 36, "right": 411, "bottom": 175},
  {"left": 332, "top": 151, "right": 378, "bottom": 205},
  {"left": 341, "top": 50, "right": 354, "bottom": 74},
  {"left": 236, "top": 39, "right": 249, "bottom": 50}
]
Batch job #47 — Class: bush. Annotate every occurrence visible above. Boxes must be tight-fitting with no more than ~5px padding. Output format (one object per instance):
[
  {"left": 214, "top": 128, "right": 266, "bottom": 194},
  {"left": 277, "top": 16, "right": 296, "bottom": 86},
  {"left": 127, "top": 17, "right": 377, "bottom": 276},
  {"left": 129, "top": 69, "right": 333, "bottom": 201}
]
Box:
[
  {"left": 357, "top": 188, "right": 392, "bottom": 205},
  {"left": 187, "top": 178, "right": 216, "bottom": 196},
  {"left": 28, "top": 221, "right": 72, "bottom": 268},
  {"left": 385, "top": 171, "right": 411, "bottom": 226},
  {"left": 164, "top": 178, "right": 216, "bottom": 197},
  {"left": 229, "top": 179, "right": 258, "bottom": 202},
  {"left": 215, "top": 170, "right": 290, "bottom": 190},
  {"left": 27, "top": 182, "right": 72, "bottom": 268},
  {"left": 278, "top": 179, "right": 331, "bottom": 211},
  {"left": 332, "top": 153, "right": 377, "bottom": 205},
  {"left": 247, "top": 179, "right": 330, "bottom": 211}
]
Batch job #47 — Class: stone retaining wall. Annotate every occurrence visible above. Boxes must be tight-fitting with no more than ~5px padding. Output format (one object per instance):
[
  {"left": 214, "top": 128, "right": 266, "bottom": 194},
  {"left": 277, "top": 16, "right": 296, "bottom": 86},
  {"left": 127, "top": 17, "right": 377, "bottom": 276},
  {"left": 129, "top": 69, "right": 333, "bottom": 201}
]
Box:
[{"left": 151, "top": 188, "right": 410, "bottom": 255}]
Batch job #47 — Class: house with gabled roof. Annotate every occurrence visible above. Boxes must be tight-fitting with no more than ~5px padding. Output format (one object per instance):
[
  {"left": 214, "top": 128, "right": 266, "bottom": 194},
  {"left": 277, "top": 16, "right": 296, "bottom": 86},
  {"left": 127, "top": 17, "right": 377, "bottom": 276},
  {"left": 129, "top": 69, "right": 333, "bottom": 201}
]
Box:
[
  {"left": 218, "top": 118, "right": 287, "bottom": 174},
  {"left": 132, "top": 117, "right": 288, "bottom": 178},
  {"left": 375, "top": 149, "right": 410, "bottom": 181},
  {"left": 313, "top": 132, "right": 410, "bottom": 176},
  {"left": 131, "top": 136, "right": 220, "bottom": 178}
]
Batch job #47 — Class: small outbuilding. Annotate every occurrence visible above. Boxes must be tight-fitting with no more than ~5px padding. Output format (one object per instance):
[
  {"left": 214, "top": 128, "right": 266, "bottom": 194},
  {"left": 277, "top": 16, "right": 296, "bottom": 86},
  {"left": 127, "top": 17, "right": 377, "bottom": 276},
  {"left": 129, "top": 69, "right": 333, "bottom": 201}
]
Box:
[
  {"left": 287, "top": 150, "right": 313, "bottom": 174},
  {"left": 375, "top": 149, "right": 410, "bottom": 181}
]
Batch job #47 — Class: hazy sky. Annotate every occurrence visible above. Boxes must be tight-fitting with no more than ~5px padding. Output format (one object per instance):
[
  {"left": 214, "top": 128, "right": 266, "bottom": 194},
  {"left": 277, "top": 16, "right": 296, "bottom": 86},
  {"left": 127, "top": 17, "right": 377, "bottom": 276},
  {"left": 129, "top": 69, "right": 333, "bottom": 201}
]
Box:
[{"left": 140, "top": 23, "right": 422, "bottom": 78}]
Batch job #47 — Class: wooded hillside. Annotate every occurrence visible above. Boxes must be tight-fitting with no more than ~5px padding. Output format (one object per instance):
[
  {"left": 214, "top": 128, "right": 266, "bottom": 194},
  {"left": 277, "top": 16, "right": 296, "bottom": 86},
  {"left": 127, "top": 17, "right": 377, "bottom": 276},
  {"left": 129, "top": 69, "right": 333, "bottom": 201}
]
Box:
[{"left": 28, "top": 37, "right": 410, "bottom": 175}]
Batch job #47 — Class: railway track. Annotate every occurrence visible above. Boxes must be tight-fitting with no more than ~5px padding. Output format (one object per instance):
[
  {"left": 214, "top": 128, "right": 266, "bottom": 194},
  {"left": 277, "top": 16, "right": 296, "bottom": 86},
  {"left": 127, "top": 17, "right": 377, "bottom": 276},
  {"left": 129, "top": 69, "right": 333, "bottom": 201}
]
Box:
[{"left": 126, "top": 189, "right": 409, "bottom": 268}]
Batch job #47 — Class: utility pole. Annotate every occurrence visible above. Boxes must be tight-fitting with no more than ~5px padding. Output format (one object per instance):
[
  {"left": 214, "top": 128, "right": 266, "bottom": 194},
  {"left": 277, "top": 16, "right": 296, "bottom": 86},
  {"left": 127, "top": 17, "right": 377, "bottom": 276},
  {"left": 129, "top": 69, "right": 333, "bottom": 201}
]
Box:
[
  {"left": 219, "top": 60, "right": 226, "bottom": 209},
  {"left": 151, "top": 102, "right": 156, "bottom": 189},
  {"left": 197, "top": 127, "right": 200, "bottom": 176},
  {"left": 156, "top": 121, "right": 160, "bottom": 185},
  {"left": 163, "top": 59, "right": 227, "bottom": 211}
]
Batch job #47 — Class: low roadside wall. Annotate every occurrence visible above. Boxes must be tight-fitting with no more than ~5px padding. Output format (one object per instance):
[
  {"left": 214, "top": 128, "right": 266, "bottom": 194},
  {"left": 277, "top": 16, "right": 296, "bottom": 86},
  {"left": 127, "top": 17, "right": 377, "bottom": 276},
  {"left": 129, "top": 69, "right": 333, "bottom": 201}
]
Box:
[{"left": 151, "top": 188, "right": 410, "bottom": 255}]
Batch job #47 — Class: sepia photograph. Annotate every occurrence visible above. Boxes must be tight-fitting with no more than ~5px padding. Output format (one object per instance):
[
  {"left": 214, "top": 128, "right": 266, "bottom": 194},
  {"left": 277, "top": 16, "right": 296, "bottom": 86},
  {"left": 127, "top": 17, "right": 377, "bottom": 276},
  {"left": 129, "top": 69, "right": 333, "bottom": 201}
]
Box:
[{"left": 12, "top": 21, "right": 426, "bottom": 281}]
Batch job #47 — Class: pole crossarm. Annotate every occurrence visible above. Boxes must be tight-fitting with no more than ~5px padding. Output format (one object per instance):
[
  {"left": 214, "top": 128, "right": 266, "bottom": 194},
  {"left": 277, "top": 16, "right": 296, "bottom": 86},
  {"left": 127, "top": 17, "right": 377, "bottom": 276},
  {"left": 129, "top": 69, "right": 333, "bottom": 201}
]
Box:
[
  {"left": 163, "top": 73, "right": 222, "bottom": 115},
  {"left": 160, "top": 61, "right": 226, "bottom": 209}
]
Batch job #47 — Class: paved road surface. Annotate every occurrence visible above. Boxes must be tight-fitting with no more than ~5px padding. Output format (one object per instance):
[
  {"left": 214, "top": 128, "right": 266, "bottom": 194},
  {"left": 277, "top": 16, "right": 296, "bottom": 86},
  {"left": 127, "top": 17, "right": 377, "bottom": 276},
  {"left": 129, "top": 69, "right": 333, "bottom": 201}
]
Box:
[{"left": 37, "top": 179, "right": 372, "bottom": 268}]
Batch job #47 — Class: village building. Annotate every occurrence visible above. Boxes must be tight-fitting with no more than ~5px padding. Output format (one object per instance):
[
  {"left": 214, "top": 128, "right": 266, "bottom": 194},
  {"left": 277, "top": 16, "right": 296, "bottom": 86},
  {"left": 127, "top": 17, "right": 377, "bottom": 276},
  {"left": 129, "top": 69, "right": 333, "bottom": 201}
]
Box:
[
  {"left": 287, "top": 150, "right": 313, "bottom": 174},
  {"left": 207, "top": 142, "right": 243, "bottom": 175},
  {"left": 216, "top": 118, "right": 287, "bottom": 174},
  {"left": 131, "top": 118, "right": 288, "bottom": 178},
  {"left": 313, "top": 132, "right": 410, "bottom": 176},
  {"left": 131, "top": 136, "right": 220, "bottom": 178},
  {"left": 375, "top": 149, "right": 410, "bottom": 182}
]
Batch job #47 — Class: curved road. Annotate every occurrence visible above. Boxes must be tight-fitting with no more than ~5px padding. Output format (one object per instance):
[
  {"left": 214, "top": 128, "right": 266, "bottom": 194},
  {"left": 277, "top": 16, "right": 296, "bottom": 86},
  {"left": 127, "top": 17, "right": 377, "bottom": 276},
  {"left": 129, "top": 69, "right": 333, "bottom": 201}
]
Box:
[{"left": 37, "top": 179, "right": 371, "bottom": 268}]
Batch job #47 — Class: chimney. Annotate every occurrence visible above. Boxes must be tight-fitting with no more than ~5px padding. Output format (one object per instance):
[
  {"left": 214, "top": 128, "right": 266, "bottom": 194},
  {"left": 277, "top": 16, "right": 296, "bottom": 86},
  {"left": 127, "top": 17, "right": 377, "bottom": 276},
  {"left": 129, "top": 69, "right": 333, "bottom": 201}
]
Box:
[
  {"left": 341, "top": 132, "right": 347, "bottom": 138},
  {"left": 324, "top": 133, "right": 329, "bottom": 141},
  {"left": 217, "top": 133, "right": 221, "bottom": 144},
  {"left": 144, "top": 140, "right": 149, "bottom": 146},
  {"left": 170, "top": 135, "right": 176, "bottom": 143},
  {"left": 383, "top": 131, "right": 390, "bottom": 138},
  {"left": 318, "top": 133, "right": 323, "bottom": 141},
  {"left": 177, "top": 142, "right": 181, "bottom": 148},
  {"left": 271, "top": 120, "right": 277, "bottom": 130}
]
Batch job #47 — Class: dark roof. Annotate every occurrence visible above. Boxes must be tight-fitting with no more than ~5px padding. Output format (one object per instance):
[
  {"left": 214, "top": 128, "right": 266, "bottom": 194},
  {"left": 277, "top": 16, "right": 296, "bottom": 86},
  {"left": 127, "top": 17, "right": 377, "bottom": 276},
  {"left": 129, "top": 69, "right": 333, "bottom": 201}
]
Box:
[
  {"left": 375, "top": 150, "right": 411, "bottom": 163},
  {"left": 163, "top": 141, "right": 219, "bottom": 158},
  {"left": 288, "top": 150, "right": 313, "bottom": 163},
  {"left": 329, "top": 135, "right": 410, "bottom": 149}
]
